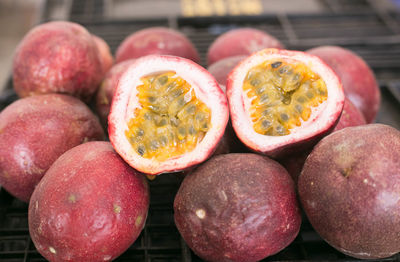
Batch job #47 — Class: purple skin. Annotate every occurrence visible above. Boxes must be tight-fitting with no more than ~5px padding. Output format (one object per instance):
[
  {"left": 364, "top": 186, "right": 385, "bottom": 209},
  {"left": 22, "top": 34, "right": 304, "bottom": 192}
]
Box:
[
  {"left": 174, "top": 153, "right": 301, "bottom": 262},
  {"left": 13, "top": 21, "right": 103, "bottom": 102},
  {"left": 298, "top": 124, "right": 400, "bottom": 259},
  {"left": 29, "top": 142, "right": 149, "bottom": 262},
  {"left": 207, "top": 55, "right": 247, "bottom": 86},
  {"left": 0, "top": 94, "right": 104, "bottom": 202}
]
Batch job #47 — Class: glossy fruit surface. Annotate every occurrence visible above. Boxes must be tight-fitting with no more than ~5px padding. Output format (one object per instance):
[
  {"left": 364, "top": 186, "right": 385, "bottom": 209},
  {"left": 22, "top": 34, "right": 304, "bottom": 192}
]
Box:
[
  {"left": 227, "top": 48, "right": 344, "bottom": 157},
  {"left": 109, "top": 55, "right": 229, "bottom": 175},
  {"left": 307, "top": 45, "right": 380, "bottom": 123},
  {"left": 298, "top": 124, "right": 400, "bottom": 259},
  {"left": 174, "top": 153, "right": 301, "bottom": 262},
  {"left": 0, "top": 94, "right": 104, "bottom": 202}
]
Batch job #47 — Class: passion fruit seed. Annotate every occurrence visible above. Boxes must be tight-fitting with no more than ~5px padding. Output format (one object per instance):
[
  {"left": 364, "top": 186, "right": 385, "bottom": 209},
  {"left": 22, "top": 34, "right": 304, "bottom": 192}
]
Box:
[
  {"left": 125, "top": 72, "right": 211, "bottom": 161},
  {"left": 244, "top": 60, "right": 328, "bottom": 136}
]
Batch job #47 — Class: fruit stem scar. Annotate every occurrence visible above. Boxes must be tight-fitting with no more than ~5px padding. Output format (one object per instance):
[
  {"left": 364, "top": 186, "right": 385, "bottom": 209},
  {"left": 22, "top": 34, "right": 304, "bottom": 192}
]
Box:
[
  {"left": 340, "top": 167, "right": 352, "bottom": 178},
  {"left": 196, "top": 209, "right": 206, "bottom": 219},
  {"left": 49, "top": 246, "right": 56, "bottom": 254},
  {"left": 113, "top": 204, "right": 121, "bottom": 214}
]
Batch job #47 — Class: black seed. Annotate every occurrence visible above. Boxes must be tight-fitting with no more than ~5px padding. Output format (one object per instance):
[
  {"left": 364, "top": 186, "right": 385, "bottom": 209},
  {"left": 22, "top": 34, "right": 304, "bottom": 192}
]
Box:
[
  {"left": 178, "top": 127, "right": 186, "bottom": 136},
  {"left": 276, "top": 125, "right": 286, "bottom": 135},
  {"left": 137, "top": 146, "right": 145, "bottom": 156},
  {"left": 157, "top": 76, "right": 168, "bottom": 85},
  {"left": 271, "top": 61, "right": 282, "bottom": 68},
  {"left": 279, "top": 65, "right": 291, "bottom": 75},
  {"left": 171, "top": 89, "right": 183, "bottom": 98},
  {"left": 282, "top": 96, "right": 291, "bottom": 105},
  {"left": 260, "top": 93, "right": 269, "bottom": 103},
  {"left": 256, "top": 87, "right": 265, "bottom": 94},
  {"left": 297, "top": 96, "right": 306, "bottom": 103},
  {"left": 250, "top": 79, "right": 261, "bottom": 87},
  {"left": 202, "top": 123, "right": 208, "bottom": 129},
  {"left": 160, "top": 136, "right": 168, "bottom": 146},
  {"left": 293, "top": 73, "right": 300, "bottom": 81},
  {"left": 295, "top": 104, "right": 303, "bottom": 113},
  {"left": 148, "top": 96, "right": 156, "bottom": 103},
  {"left": 280, "top": 113, "right": 289, "bottom": 122},
  {"left": 144, "top": 112, "right": 153, "bottom": 119},
  {"left": 262, "top": 120, "right": 271, "bottom": 128},
  {"left": 306, "top": 91, "right": 314, "bottom": 99},
  {"left": 137, "top": 129, "right": 144, "bottom": 136},
  {"left": 186, "top": 105, "right": 196, "bottom": 114},
  {"left": 157, "top": 118, "right": 167, "bottom": 126},
  {"left": 150, "top": 140, "right": 159, "bottom": 150},
  {"left": 262, "top": 109, "right": 272, "bottom": 116},
  {"left": 171, "top": 117, "right": 180, "bottom": 126},
  {"left": 195, "top": 113, "right": 205, "bottom": 121},
  {"left": 188, "top": 125, "right": 196, "bottom": 135}
]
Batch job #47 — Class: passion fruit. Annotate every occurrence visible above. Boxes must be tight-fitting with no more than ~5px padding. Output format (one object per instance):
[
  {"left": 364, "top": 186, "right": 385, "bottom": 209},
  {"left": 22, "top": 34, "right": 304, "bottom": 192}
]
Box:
[
  {"left": 29, "top": 141, "right": 149, "bottom": 262},
  {"left": 207, "top": 28, "right": 284, "bottom": 66},
  {"left": 95, "top": 59, "right": 136, "bottom": 126},
  {"left": 226, "top": 48, "right": 345, "bottom": 158},
  {"left": 13, "top": 21, "right": 103, "bottom": 102},
  {"left": 207, "top": 55, "right": 247, "bottom": 87},
  {"left": 298, "top": 124, "right": 400, "bottom": 259},
  {"left": 108, "top": 55, "right": 229, "bottom": 175},
  {"left": 307, "top": 45, "right": 380, "bottom": 123},
  {"left": 115, "top": 27, "right": 200, "bottom": 64},
  {"left": 0, "top": 94, "right": 104, "bottom": 202},
  {"left": 92, "top": 34, "right": 114, "bottom": 75},
  {"left": 174, "top": 153, "right": 301, "bottom": 262}
]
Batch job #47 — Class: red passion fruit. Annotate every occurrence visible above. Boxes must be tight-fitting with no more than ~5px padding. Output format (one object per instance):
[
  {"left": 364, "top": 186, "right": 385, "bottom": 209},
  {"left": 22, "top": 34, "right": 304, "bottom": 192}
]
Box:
[
  {"left": 207, "top": 55, "right": 247, "bottom": 87},
  {"left": 207, "top": 28, "right": 284, "bottom": 66},
  {"left": 115, "top": 27, "right": 200, "bottom": 64},
  {"left": 92, "top": 34, "right": 114, "bottom": 75},
  {"left": 0, "top": 94, "right": 104, "bottom": 202},
  {"left": 298, "top": 124, "right": 400, "bottom": 259},
  {"left": 307, "top": 45, "right": 380, "bottom": 123},
  {"left": 108, "top": 55, "right": 229, "bottom": 175},
  {"left": 29, "top": 141, "right": 149, "bottom": 262},
  {"left": 13, "top": 21, "right": 103, "bottom": 102},
  {"left": 226, "top": 48, "right": 345, "bottom": 157},
  {"left": 174, "top": 153, "right": 301, "bottom": 262}
]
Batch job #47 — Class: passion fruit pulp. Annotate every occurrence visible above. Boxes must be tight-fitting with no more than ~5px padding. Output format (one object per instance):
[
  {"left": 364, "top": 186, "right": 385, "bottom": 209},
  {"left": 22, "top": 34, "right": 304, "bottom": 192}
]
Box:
[
  {"left": 227, "top": 48, "right": 344, "bottom": 157},
  {"left": 109, "top": 55, "right": 229, "bottom": 175}
]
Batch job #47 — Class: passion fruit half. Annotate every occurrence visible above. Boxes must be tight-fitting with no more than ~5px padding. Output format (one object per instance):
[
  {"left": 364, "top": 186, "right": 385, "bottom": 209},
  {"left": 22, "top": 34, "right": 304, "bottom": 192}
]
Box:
[
  {"left": 109, "top": 55, "right": 229, "bottom": 175},
  {"left": 227, "top": 48, "right": 344, "bottom": 157}
]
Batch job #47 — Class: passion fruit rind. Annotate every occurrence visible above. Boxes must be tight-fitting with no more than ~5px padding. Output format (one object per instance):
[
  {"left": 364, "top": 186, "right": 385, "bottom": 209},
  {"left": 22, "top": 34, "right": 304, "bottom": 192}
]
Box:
[
  {"left": 226, "top": 48, "right": 344, "bottom": 158},
  {"left": 109, "top": 55, "right": 229, "bottom": 175}
]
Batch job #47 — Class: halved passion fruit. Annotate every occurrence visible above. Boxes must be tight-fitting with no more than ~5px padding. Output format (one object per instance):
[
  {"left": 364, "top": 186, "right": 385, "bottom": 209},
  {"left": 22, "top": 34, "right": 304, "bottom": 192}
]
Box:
[
  {"left": 227, "top": 48, "right": 344, "bottom": 157},
  {"left": 109, "top": 55, "right": 229, "bottom": 175}
]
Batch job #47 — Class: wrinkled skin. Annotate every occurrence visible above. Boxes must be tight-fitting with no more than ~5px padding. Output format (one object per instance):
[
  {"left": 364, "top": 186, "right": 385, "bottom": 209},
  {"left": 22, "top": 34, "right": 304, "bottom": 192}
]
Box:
[
  {"left": 0, "top": 94, "right": 104, "bottom": 202},
  {"left": 29, "top": 142, "right": 150, "bottom": 262},
  {"left": 298, "top": 124, "right": 400, "bottom": 259},
  {"left": 174, "top": 153, "right": 301, "bottom": 262}
]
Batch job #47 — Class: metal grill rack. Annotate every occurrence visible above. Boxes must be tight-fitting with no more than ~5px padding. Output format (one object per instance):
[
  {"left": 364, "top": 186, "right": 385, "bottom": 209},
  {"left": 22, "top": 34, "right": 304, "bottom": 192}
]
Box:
[{"left": 1, "top": 0, "right": 400, "bottom": 261}]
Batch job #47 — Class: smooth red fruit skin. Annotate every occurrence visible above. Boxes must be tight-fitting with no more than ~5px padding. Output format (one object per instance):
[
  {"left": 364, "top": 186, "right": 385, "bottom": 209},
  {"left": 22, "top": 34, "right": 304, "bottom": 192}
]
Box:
[
  {"left": 307, "top": 45, "right": 380, "bottom": 123},
  {"left": 0, "top": 94, "right": 104, "bottom": 202},
  {"left": 174, "top": 153, "right": 301, "bottom": 262},
  {"left": 207, "top": 28, "right": 284, "bottom": 66},
  {"left": 115, "top": 27, "right": 200, "bottom": 64},
  {"left": 207, "top": 55, "right": 247, "bottom": 86},
  {"left": 92, "top": 34, "right": 114, "bottom": 75},
  {"left": 95, "top": 59, "right": 136, "bottom": 126},
  {"left": 13, "top": 21, "right": 103, "bottom": 102},
  {"left": 29, "top": 141, "right": 150, "bottom": 262},
  {"left": 298, "top": 124, "right": 400, "bottom": 259}
]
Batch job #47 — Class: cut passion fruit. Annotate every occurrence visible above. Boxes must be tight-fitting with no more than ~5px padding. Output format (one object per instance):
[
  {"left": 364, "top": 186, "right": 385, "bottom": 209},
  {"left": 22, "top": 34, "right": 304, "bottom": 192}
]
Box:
[
  {"left": 227, "top": 48, "right": 344, "bottom": 157},
  {"left": 109, "top": 55, "right": 229, "bottom": 175}
]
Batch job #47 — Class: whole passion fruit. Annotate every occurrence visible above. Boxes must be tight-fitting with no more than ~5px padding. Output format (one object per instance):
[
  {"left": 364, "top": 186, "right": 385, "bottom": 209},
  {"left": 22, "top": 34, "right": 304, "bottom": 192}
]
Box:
[
  {"left": 207, "top": 28, "right": 284, "bottom": 66},
  {"left": 13, "top": 21, "right": 103, "bottom": 102},
  {"left": 92, "top": 34, "right": 114, "bottom": 75},
  {"left": 226, "top": 48, "right": 345, "bottom": 158},
  {"left": 307, "top": 45, "right": 380, "bottom": 123},
  {"left": 115, "top": 27, "right": 200, "bottom": 64},
  {"left": 207, "top": 55, "right": 247, "bottom": 87},
  {"left": 0, "top": 94, "right": 104, "bottom": 202},
  {"left": 29, "top": 141, "right": 149, "bottom": 262},
  {"left": 174, "top": 153, "right": 301, "bottom": 262},
  {"left": 95, "top": 59, "right": 136, "bottom": 126},
  {"left": 298, "top": 124, "right": 400, "bottom": 259},
  {"left": 109, "top": 55, "right": 229, "bottom": 175}
]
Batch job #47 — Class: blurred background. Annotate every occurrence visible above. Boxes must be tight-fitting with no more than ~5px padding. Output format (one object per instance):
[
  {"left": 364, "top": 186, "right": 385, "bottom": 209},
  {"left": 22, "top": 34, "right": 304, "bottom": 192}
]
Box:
[{"left": 1, "top": 0, "right": 399, "bottom": 92}]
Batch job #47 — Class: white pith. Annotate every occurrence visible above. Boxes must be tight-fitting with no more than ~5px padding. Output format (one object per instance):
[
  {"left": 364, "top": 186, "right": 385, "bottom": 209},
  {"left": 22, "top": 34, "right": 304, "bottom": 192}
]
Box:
[
  {"left": 227, "top": 48, "right": 344, "bottom": 154},
  {"left": 109, "top": 55, "right": 229, "bottom": 175}
]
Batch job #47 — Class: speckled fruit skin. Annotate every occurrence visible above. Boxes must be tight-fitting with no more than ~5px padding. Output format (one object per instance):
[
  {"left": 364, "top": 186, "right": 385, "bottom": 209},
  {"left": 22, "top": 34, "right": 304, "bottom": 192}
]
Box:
[
  {"left": 115, "top": 27, "right": 200, "bottom": 64},
  {"left": 13, "top": 21, "right": 103, "bottom": 102},
  {"left": 207, "top": 55, "right": 247, "bottom": 87},
  {"left": 92, "top": 34, "right": 114, "bottom": 75},
  {"left": 95, "top": 59, "right": 136, "bottom": 126},
  {"left": 307, "top": 45, "right": 380, "bottom": 123},
  {"left": 207, "top": 28, "right": 284, "bottom": 66},
  {"left": 0, "top": 94, "right": 104, "bottom": 202},
  {"left": 280, "top": 98, "right": 366, "bottom": 183},
  {"left": 174, "top": 153, "right": 301, "bottom": 262},
  {"left": 29, "top": 141, "right": 150, "bottom": 262},
  {"left": 298, "top": 124, "right": 400, "bottom": 259}
]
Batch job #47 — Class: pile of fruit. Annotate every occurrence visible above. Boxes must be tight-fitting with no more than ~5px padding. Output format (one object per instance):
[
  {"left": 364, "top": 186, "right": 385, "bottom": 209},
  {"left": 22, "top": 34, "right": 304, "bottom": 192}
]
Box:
[{"left": 0, "top": 21, "right": 399, "bottom": 262}]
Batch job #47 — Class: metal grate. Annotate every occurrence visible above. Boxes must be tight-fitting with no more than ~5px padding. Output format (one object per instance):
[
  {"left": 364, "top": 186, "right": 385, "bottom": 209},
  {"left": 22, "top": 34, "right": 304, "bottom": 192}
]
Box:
[{"left": 1, "top": 1, "right": 400, "bottom": 262}]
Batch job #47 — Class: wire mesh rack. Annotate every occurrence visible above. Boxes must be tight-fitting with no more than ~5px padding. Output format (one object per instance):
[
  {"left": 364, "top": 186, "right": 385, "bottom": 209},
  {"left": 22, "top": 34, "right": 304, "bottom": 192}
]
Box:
[{"left": 1, "top": 0, "right": 400, "bottom": 261}]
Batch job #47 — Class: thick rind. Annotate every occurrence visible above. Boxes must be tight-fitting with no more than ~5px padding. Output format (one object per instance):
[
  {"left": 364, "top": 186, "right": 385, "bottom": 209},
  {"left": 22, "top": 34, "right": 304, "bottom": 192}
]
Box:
[
  {"left": 174, "top": 153, "right": 301, "bottom": 262},
  {"left": 108, "top": 55, "right": 229, "bottom": 175},
  {"left": 298, "top": 124, "right": 400, "bottom": 259},
  {"left": 226, "top": 48, "right": 345, "bottom": 157}
]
